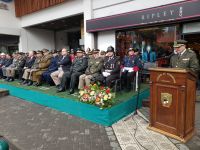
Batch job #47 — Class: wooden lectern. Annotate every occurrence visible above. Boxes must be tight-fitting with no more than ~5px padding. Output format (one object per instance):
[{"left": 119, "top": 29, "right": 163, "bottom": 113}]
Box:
[{"left": 148, "top": 68, "right": 197, "bottom": 142}]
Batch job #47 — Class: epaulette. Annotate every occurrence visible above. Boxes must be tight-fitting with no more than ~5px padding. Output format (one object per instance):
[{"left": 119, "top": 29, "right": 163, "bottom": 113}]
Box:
[{"left": 188, "top": 49, "right": 195, "bottom": 53}]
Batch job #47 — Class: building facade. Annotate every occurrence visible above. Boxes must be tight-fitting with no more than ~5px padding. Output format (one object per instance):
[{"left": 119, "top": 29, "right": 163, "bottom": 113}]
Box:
[{"left": 1, "top": 0, "right": 200, "bottom": 59}]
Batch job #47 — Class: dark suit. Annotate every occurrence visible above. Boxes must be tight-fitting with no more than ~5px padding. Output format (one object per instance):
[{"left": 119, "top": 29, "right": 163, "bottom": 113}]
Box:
[
  {"left": 42, "top": 55, "right": 59, "bottom": 85},
  {"left": 19, "top": 56, "right": 36, "bottom": 80},
  {"left": 57, "top": 55, "right": 71, "bottom": 72},
  {"left": 60, "top": 56, "right": 88, "bottom": 91},
  {"left": 51, "top": 55, "right": 72, "bottom": 86}
]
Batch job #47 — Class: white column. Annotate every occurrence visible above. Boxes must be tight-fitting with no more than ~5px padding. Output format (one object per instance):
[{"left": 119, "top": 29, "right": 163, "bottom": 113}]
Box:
[{"left": 83, "top": 0, "right": 94, "bottom": 49}]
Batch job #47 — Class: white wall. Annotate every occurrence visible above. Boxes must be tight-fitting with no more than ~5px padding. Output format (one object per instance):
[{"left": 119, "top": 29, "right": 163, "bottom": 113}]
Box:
[
  {"left": 55, "top": 31, "right": 68, "bottom": 50},
  {"left": 21, "top": 0, "right": 83, "bottom": 27},
  {"left": 0, "top": 1, "right": 20, "bottom": 35},
  {"left": 92, "top": 0, "right": 185, "bottom": 18},
  {"left": 19, "top": 28, "right": 55, "bottom": 52},
  {"left": 97, "top": 31, "right": 115, "bottom": 51}
]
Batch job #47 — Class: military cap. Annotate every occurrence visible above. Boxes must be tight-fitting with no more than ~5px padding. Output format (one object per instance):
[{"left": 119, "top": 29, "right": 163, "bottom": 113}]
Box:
[
  {"left": 107, "top": 46, "right": 115, "bottom": 53},
  {"left": 42, "top": 49, "right": 49, "bottom": 53},
  {"left": 134, "top": 48, "right": 140, "bottom": 53},
  {"left": 70, "top": 49, "right": 75, "bottom": 54},
  {"left": 92, "top": 48, "right": 100, "bottom": 54},
  {"left": 173, "top": 39, "right": 187, "bottom": 48},
  {"left": 128, "top": 47, "right": 134, "bottom": 51},
  {"left": 76, "top": 48, "right": 85, "bottom": 53},
  {"left": 37, "top": 50, "right": 43, "bottom": 54}
]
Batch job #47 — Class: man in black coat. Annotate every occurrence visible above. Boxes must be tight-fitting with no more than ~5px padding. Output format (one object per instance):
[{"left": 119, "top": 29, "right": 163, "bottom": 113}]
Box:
[
  {"left": 20, "top": 51, "right": 36, "bottom": 83},
  {"left": 57, "top": 49, "right": 88, "bottom": 94},
  {"left": 50, "top": 48, "right": 71, "bottom": 87}
]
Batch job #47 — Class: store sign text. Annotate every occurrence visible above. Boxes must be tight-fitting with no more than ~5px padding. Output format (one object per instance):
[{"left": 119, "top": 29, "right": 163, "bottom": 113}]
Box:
[{"left": 141, "top": 7, "right": 183, "bottom": 22}]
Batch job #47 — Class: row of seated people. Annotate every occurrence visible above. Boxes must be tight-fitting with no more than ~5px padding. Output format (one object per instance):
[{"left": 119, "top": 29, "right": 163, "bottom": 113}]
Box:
[{"left": 0, "top": 46, "right": 143, "bottom": 94}]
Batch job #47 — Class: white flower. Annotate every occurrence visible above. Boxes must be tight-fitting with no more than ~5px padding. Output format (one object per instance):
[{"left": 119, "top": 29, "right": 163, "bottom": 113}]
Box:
[
  {"left": 79, "top": 90, "right": 84, "bottom": 96},
  {"left": 90, "top": 91, "right": 95, "bottom": 96},
  {"left": 108, "top": 93, "right": 112, "bottom": 99},
  {"left": 104, "top": 95, "right": 108, "bottom": 101}
]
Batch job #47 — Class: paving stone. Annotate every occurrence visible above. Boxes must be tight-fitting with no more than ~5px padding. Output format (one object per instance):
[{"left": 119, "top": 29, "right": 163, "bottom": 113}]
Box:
[{"left": 0, "top": 96, "right": 114, "bottom": 150}]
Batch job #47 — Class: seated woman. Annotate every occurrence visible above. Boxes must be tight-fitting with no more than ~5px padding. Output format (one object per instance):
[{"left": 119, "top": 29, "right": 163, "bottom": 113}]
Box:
[{"left": 121, "top": 48, "right": 143, "bottom": 91}]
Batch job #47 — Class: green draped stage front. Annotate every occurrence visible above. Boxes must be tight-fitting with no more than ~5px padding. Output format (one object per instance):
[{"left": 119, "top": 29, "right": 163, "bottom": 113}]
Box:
[{"left": 0, "top": 83, "right": 149, "bottom": 126}]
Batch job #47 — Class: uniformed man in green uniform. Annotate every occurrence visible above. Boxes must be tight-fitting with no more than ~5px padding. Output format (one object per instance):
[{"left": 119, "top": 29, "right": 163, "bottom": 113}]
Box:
[
  {"left": 78, "top": 49, "right": 103, "bottom": 89},
  {"left": 170, "top": 39, "right": 199, "bottom": 74}
]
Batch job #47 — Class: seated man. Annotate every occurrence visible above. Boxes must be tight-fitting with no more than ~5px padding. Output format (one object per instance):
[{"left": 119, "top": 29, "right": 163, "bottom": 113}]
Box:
[
  {"left": 6, "top": 52, "right": 26, "bottom": 82},
  {"left": 0, "top": 54, "right": 13, "bottom": 79},
  {"left": 20, "top": 50, "right": 36, "bottom": 83},
  {"left": 78, "top": 49, "right": 103, "bottom": 89},
  {"left": 22, "top": 51, "right": 43, "bottom": 86},
  {"left": 32, "top": 49, "right": 52, "bottom": 86},
  {"left": 42, "top": 50, "right": 59, "bottom": 85},
  {"left": 57, "top": 49, "right": 88, "bottom": 94},
  {"left": 96, "top": 46, "right": 120, "bottom": 87},
  {"left": 0, "top": 53, "right": 6, "bottom": 69},
  {"left": 51, "top": 48, "right": 71, "bottom": 87},
  {"left": 121, "top": 48, "right": 143, "bottom": 91}
]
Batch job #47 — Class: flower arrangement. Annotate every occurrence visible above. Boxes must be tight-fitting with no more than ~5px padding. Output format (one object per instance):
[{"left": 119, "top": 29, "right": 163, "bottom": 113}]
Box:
[{"left": 78, "top": 83, "right": 114, "bottom": 109}]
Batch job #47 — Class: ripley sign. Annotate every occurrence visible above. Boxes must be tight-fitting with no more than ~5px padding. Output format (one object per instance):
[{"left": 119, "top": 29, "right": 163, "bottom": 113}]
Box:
[
  {"left": 141, "top": 6, "right": 183, "bottom": 22},
  {"left": 86, "top": 0, "right": 200, "bottom": 32}
]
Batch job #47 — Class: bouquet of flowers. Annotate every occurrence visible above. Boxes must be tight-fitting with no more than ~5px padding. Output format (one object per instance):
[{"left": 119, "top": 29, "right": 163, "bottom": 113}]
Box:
[{"left": 78, "top": 83, "right": 114, "bottom": 109}]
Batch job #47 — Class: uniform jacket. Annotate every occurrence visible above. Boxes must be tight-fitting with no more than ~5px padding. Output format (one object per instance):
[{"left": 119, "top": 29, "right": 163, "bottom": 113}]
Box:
[
  {"left": 16, "top": 57, "right": 26, "bottom": 70},
  {"left": 123, "top": 55, "right": 143, "bottom": 68},
  {"left": 170, "top": 49, "right": 199, "bottom": 74},
  {"left": 38, "top": 54, "right": 52, "bottom": 71},
  {"left": 102, "top": 56, "right": 120, "bottom": 74},
  {"left": 71, "top": 56, "right": 88, "bottom": 73},
  {"left": 85, "top": 56, "right": 103, "bottom": 76},
  {"left": 57, "top": 55, "right": 71, "bottom": 72}
]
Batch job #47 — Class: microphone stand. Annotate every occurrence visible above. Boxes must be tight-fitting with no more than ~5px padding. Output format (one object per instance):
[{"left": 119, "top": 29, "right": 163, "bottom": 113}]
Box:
[{"left": 134, "top": 70, "right": 141, "bottom": 115}]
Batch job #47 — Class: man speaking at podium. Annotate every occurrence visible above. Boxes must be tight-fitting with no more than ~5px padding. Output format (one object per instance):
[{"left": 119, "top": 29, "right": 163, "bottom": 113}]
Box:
[{"left": 170, "top": 39, "right": 199, "bottom": 74}]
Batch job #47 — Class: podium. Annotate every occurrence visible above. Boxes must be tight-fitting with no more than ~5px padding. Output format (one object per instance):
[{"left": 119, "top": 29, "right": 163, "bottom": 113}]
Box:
[{"left": 148, "top": 68, "right": 197, "bottom": 142}]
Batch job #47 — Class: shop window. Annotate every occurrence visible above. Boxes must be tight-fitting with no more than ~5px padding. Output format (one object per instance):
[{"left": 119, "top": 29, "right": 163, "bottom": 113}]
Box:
[{"left": 116, "top": 25, "right": 180, "bottom": 67}]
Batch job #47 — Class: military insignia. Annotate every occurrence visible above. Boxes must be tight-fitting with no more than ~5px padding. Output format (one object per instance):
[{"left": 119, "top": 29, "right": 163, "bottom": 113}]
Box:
[
  {"left": 182, "top": 58, "right": 189, "bottom": 61},
  {"left": 117, "top": 61, "right": 120, "bottom": 65}
]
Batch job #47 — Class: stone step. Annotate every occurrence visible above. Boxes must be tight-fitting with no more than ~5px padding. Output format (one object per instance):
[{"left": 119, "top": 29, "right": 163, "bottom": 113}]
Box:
[{"left": 0, "top": 89, "right": 9, "bottom": 98}]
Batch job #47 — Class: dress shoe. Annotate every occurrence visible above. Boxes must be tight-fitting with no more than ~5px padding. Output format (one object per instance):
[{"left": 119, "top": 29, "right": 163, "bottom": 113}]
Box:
[
  {"left": 21, "top": 80, "right": 28, "bottom": 85},
  {"left": 8, "top": 78, "right": 14, "bottom": 82},
  {"left": 35, "top": 83, "right": 41, "bottom": 86},
  {"left": 5, "top": 77, "right": 10, "bottom": 81},
  {"left": 57, "top": 88, "right": 65, "bottom": 93},
  {"left": 68, "top": 89, "right": 74, "bottom": 95},
  {"left": 56, "top": 84, "right": 61, "bottom": 89},
  {"left": 27, "top": 81, "right": 33, "bottom": 86}
]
